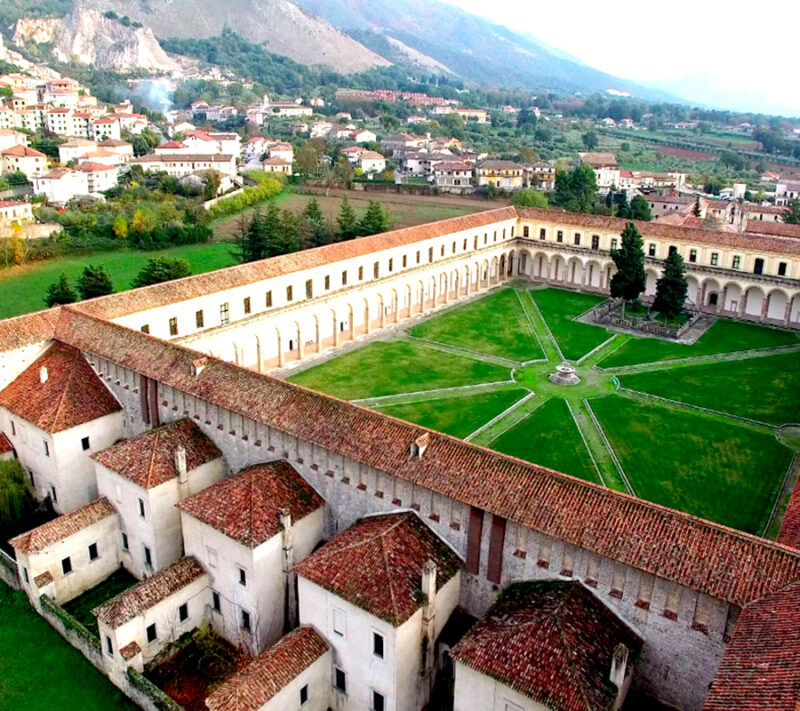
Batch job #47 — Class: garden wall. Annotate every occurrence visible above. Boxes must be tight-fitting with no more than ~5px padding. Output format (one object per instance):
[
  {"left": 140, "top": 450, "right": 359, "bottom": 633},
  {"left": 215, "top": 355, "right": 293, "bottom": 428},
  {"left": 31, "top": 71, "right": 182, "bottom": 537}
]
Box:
[{"left": 0, "top": 549, "right": 20, "bottom": 590}]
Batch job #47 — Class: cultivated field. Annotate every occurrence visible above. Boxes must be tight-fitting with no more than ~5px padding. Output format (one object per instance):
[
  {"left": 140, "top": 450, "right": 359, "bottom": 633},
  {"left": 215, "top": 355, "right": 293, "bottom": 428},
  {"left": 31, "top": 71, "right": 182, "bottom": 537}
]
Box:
[{"left": 287, "top": 286, "right": 800, "bottom": 535}]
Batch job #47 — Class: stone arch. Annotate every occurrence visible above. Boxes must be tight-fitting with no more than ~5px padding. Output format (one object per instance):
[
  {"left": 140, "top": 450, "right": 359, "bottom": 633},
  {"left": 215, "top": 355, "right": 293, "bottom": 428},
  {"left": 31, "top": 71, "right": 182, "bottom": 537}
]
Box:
[
  {"left": 293, "top": 319, "right": 303, "bottom": 360},
  {"left": 311, "top": 314, "right": 321, "bottom": 353},
  {"left": 686, "top": 275, "right": 701, "bottom": 306},
  {"left": 429, "top": 275, "right": 437, "bottom": 307},
  {"left": 390, "top": 287, "right": 399, "bottom": 323},
  {"left": 507, "top": 249, "right": 517, "bottom": 277},
  {"left": 567, "top": 257, "right": 584, "bottom": 287},
  {"left": 378, "top": 293, "right": 386, "bottom": 328},
  {"left": 362, "top": 297, "right": 370, "bottom": 334},
  {"left": 767, "top": 288, "right": 789, "bottom": 322},
  {"left": 723, "top": 282, "right": 743, "bottom": 314},
  {"left": 518, "top": 249, "right": 531, "bottom": 277},
  {"left": 347, "top": 303, "right": 355, "bottom": 340},
  {"left": 275, "top": 326, "right": 284, "bottom": 368},
  {"left": 405, "top": 283, "right": 413, "bottom": 318},
  {"left": 417, "top": 280, "right": 425, "bottom": 313},
  {"left": 531, "top": 251, "right": 549, "bottom": 280},
  {"left": 439, "top": 272, "right": 449, "bottom": 303},
  {"left": 481, "top": 259, "right": 490, "bottom": 287},
  {"left": 701, "top": 278, "right": 721, "bottom": 309},
  {"left": 499, "top": 253, "right": 507, "bottom": 279},
  {"left": 330, "top": 308, "right": 339, "bottom": 347},
  {"left": 744, "top": 285, "right": 766, "bottom": 318},
  {"left": 789, "top": 293, "right": 800, "bottom": 325},
  {"left": 644, "top": 268, "right": 659, "bottom": 297},
  {"left": 584, "top": 259, "right": 603, "bottom": 289},
  {"left": 490, "top": 255, "right": 499, "bottom": 283}
]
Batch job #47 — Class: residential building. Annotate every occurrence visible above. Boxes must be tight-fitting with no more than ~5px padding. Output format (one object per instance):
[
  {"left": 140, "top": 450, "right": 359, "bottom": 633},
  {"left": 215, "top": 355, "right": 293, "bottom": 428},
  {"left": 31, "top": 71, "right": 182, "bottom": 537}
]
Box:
[
  {"left": 433, "top": 161, "right": 473, "bottom": 189},
  {"left": 358, "top": 150, "right": 386, "bottom": 174},
  {"left": 576, "top": 152, "right": 620, "bottom": 192},
  {"left": 75, "top": 161, "right": 119, "bottom": 193},
  {"left": 131, "top": 153, "right": 237, "bottom": 179},
  {"left": 476, "top": 160, "right": 524, "bottom": 190},
  {"left": 97, "top": 138, "right": 134, "bottom": 165},
  {"left": 90, "top": 117, "right": 122, "bottom": 141},
  {"left": 262, "top": 156, "right": 292, "bottom": 175},
  {"left": 268, "top": 142, "right": 294, "bottom": 163},
  {"left": 33, "top": 168, "right": 90, "bottom": 205},
  {"left": 58, "top": 138, "right": 97, "bottom": 164},
  {"left": 1, "top": 144, "right": 47, "bottom": 179},
  {"left": 0, "top": 200, "right": 33, "bottom": 225},
  {"left": 0, "top": 128, "right": 28, "bottom": 152}
]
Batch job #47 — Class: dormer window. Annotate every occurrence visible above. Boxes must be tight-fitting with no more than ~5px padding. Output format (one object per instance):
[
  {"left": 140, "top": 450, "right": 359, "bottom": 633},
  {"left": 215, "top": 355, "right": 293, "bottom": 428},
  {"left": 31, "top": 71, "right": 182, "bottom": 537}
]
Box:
[{"left": 410, "top": 432, "right": 430, "bottom": 459}]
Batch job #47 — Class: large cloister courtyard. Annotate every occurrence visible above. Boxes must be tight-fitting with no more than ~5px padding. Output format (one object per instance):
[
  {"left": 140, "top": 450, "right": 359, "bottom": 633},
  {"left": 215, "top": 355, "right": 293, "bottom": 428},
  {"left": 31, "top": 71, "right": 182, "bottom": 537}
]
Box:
[{"left": 286, "top": 286, "right": 800, "bottom": 537}]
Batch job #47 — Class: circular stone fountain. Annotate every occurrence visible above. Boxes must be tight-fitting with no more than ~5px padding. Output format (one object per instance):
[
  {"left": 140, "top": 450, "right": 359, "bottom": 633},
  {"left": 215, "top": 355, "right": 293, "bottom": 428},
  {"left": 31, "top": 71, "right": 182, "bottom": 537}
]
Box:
[{"left": 548, "top": 363, "right": 581, "bottom": 386}]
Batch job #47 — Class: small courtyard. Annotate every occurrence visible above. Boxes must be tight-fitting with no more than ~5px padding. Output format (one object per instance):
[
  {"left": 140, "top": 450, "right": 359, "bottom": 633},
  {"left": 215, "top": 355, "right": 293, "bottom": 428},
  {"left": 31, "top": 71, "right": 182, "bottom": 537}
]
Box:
[{"left": 288, "top": 285, "right": 800, "bottom": 536}]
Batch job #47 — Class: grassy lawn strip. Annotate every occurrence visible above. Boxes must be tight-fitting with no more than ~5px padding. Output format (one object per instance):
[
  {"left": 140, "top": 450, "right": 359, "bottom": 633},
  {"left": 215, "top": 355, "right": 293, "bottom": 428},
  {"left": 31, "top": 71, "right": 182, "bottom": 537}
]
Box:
[
  {"left": 619, "top": 351, "right": 800, "bottom": 426},
  {"left": 62, "top": 567, "right": 138, "bottom": 636},
  {"left": 0, "top": 243, "right": 238, "bottom": 320},
  {"left": 530, "top": 288, "right": 609, "bottom": 361},
  {"left": 287, "top": 339, "right": 511, "bottom": 401},
  {"left": 598, "top": 319, "right": 799, "bottom": 368},
  {"left": 591, "top": 395, "right": 791, "bottom": 533},
  {"left": 489, "top": 398, "right": 600, "bottom": 483},
  {"left": 371, "top": 387, "right": 528, "bottom": 439},
  {"left": 0, "top": 584, "right": 137, "bottom": 710},
  {"left": 409, "top": 288, "right": 543, "bottom": 361}
]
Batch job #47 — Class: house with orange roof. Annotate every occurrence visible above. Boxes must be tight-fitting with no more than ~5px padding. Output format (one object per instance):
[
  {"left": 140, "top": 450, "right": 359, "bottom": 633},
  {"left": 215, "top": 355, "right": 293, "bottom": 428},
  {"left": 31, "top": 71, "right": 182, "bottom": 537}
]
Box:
[
  {"left": 32, "top": 167, "right": 89, "bottom": 205},
  {"left": 1, "top": 143, "right": 47, "bottom": 179}
]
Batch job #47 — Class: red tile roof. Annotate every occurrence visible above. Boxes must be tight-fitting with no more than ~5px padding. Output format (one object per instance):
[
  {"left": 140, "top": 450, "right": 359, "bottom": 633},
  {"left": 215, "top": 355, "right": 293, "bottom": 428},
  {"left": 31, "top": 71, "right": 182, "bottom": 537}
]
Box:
[
  {"left": 777, "top": 468, "right": 800, "bottom": 550},
  {"left": 0, "top": 432, "right": 12, "bottom": 453},
  {"left": 177, "top": 461, "right": 323, "bottom": 548},
  {"left": 453, "top": 581, "right": 642, "bottom": 711},
  {"left": 10, "top": 497, "right": 116, "bottom": 554},
  {"left": 0, "top": 341, "right": 120, "bottom": 433},
  {"left": 205, "top": 627, "right": 329, "bottom": 711},
  {"left": 0, "top": 200, "right": 27, "bottom": 208},
  {"left": 703, "top": 580, "right": 800, "bottom": 711},
  {"left": 2, "top": 145, "right": 45, "bottom": 158},
  {"left": 295, "top": 512, "right": 461, "bottom": 626},
  {"left": 93, "top": 556, "right": 206, "bottom": 629},
  {"left": 578, "top": 152, "right": 619, "bottom": 168},
  {"left": 51, "top": 308, "right": 800, "bottom": 608},
  {"left": 744, "top": 220, "right": 800, "bottom": 239},
  {"left": 92, "top": 419, "right": 221, "bottom": 490},
  {"left": 119, "top": 641, "right": 141, "bottom": 660},
  {"left": 0, "top": 308, "right": 60, "bottom": 353}
]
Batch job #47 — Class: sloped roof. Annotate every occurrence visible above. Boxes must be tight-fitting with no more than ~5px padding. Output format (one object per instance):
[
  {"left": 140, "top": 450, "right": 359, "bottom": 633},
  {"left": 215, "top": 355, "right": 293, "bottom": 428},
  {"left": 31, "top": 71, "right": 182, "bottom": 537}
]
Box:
[
  {"left": 578, "top": 152, "right": 618, "bottom": 168},
  {"left": 704, "top": 580, "right": 800, "bottom": 711},
  {"left": 452, "top": 581, "right": 642, "bottom": 711},
  {"left": 92, "top": 418, "right": 221, "bottom": 490},
  {"left": 0, "top": 308, "right": 60, "bottom": 353},
  {"left": 93, "top": 556, "right": 205, "bottom": 629},
  {"left": 10, "top": 497, "right": 116, "bottom": 554},
  {"left": 177, "top": 461, "right": 323, "bottom": 548},
  {"left": 2, "top": 145, "right": 45, "bottom": 158},
  {"left": 295, "top": 512, "right": 461, "bottom": 626},
  {"left": 777, "top": 467, "right": 800, "bottom": 550},
  {"left": 0, "top": 341, "right": 120, "bottom": 433},
  {"left": 0, "top": 432, "right": 12, "bottom": 453},
  {"left": 205, "top": 627, "right": 329, "bottom": 711},
  {"left": 744, "top": 221, "right": 800, "bottom": 239}
]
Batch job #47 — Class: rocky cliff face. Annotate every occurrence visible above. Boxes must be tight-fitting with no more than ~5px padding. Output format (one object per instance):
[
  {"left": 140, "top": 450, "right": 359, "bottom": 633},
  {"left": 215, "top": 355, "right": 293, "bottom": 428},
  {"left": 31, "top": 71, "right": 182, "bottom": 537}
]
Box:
[{"left": 13, "top": 7, "right": 179, "bottom": 73}]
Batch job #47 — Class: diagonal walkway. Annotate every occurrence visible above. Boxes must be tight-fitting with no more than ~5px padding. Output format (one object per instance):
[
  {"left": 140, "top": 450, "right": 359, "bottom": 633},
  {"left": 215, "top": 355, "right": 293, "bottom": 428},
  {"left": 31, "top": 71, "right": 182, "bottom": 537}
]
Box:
[
  {"left": 404, "top": 335, "right": 525, "bottom": 368},
  {"left": 351, "top": 381, "right": 517, "bottom": 407}
]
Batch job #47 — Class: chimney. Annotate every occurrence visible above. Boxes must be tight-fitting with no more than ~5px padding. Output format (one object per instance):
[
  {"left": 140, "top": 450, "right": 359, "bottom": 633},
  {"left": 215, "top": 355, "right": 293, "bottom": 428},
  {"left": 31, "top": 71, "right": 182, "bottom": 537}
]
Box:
[
  {"left": 191, "top": 357, "right": 208, "bottom": 377},
  {"left": 410, "top": 432, "right": 430, "bottom": 459},
  {"left": 610, "top": 642, "right": 629, "bottom": 689},
  {"left": 39, "top": 366, "right": 48, "bottom": 384},
  {"left": 174, "top": 446, "right": 188, "bottom": 495},
  {"left": 421, "top": 560, "right": 437, "bottom": 676},
  {"left": 281, "top": 509, "right": 297, "bottom": 631}
]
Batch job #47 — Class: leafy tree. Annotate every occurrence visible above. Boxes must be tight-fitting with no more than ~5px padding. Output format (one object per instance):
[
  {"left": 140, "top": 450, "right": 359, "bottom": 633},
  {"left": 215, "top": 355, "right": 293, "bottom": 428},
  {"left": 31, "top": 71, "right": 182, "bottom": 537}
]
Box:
[
  {"left": 0, "top": 459, "right": 35, "bottom": 536},
  {"left": 653, "top": 250, "right": 688, "bottom": 320},
  {"left": 295, "top": 143, "right": 320, "bottom": 175},
  {"left": 303, "top": 198, "right": 329, "bottom": 247},
  {"left": 629, "top": 195, "right": 652, "bottom": 221},
  {"left": 511, "top": 189, "right": 548, "bottom": 208},
  {"left": 112, "top": 214, "right": 128, "bottom": 240},
  {"left": 132, "top": 257, "right": 191, "bottom": 288},
  {"left": 693, "top": 197, "right": 702, "bottom": 217},
  {"left": 45, "top": 273, "right": 77, "bottom": 307},
  {"left": 76, "top": 265, "right": 113, "bottom": 300},
  {"left": 337, "top": 195, "right": 359, "bottom": 241},
  {"left": 582, "top": 130, "right": 598, "bottom": 150},
  {"left": 609, "top": 222, "right": 646, "bottom": 313},
  {"left": 784, "top": 199, "right": 800, "bottom": 225},
  {"left": 276, "top": 210, "right": 308, "bottom": 254},
  {"left": 359, "top": 200, "right": 388, "bottom": 236}
]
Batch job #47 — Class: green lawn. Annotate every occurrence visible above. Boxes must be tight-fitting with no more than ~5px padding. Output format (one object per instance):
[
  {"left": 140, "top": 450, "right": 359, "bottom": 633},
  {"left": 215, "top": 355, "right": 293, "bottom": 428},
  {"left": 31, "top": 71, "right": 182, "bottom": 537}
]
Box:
[
  {"left": 62, "top": 568, "right": 138, "bottom": 636},
  {"left": 288, "top": 339, "right": 511, "bottom": 400},
  {"left": 0, "top": 243, "right": 238, "bottom": 320},
  {"left": 0, "top": 584, "right": 137, "bottom": 710},
  {"left": 409, "top": 288, "right": 543, "bottom": 361},
  {"left": 599, "top": 319, "right": 799, "bottom": 368},
  {"left": 620, "top": 351, "right": 800, "bottom": 426},
  {"left": 591, "top": 396, "right": 791, "bottom": 533},
  {"left": 372, "top": 387, "right": 528, "bottom": 439},
  {"left": 490, "top": 398, "right": 600, "bottom": 483},
  {"left": 530, "top": 288, "right": 610, "bottom": 360}
]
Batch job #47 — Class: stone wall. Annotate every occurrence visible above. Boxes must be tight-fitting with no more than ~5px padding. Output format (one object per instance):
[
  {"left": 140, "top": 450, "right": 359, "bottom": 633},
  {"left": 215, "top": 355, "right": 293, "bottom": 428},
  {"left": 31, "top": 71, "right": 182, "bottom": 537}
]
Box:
[{"left": 0, "top": 549, "right": 20, "bottom": 590}]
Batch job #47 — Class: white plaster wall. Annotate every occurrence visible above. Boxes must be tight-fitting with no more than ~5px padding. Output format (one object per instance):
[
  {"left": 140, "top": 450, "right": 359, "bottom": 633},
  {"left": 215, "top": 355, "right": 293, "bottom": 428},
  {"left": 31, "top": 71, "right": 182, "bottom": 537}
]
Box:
[
  {"left": 454, "top": 663, "right": 549, "bottom": 711},
  {"left": 261, "top": 651, "right": 332, "bottom": 711}
]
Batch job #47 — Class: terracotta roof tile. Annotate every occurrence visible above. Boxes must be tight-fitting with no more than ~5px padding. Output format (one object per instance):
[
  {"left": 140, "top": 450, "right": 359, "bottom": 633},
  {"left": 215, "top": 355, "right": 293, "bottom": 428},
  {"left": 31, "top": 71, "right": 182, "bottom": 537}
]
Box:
[
  {"left": 0, "top": 432, "right": 12, "bottom": 453},
  {"left": 0, "top": 308, "right": 60, "bottom": 353},
  {"left": 295, "top": 512, "right": 461, "bottom": 626},
  {"left": 2, "top": 145, "right": 45, "bottom": 158},
  {"left": 34, "top": 571, "right": 53, "bottom": 588},
  {"left": 703, "top": 580, "right": 800, "bottom": 711},
  {"left": 0, "top": 341, "right": 120, "bottom": 433},
  {"left": 777, "top": 468, "right": 800, "bottom": 550},
  {"left": 453, "top": 581, "right": 642, "bottom": 711},
  {"left": 119, "top": 641, "right": 141, "bottom": 660},
  {"left": 10, "top": 497, "right": 116, "bottom": 554},
  {"left": 177, "top": 461, "right": 323, "bottom": 548},
  {"left": 92, "top": 419, "right": 220, "bottom": 490},
  {"left": 51, "top": 308, "right": 800, "bottom": 608},
  {"left": 578, "top": 152, "right": 618, "bottom": 168},
  {"left": 744, "top": 220, "right": 800, "bottom": 239},
  {"left": 205, "top": 627, "right": 329, "bottom": 711},
  {"left": 93, "top": 556, "right": 205, "bottom": 629}
]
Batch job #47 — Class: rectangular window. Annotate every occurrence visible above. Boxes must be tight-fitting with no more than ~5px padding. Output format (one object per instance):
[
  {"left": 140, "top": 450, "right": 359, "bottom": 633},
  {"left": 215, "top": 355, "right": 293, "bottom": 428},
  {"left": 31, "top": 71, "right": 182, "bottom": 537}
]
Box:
[
  {"left": 144, "top": 546, "right": 152, "bottom": 567},
  {"left": 241, "top": 609, "right": 251, "bottom": 631},
  {"left": 388, "top": 258, "right": 393, "bottom": 272},
  {"left": 429, "top": 247, "right": 434, "bottom": 262},
  {"left": 50, "top": 485, "right": 57, "bottom": 502},
  {"left": 402, "top": 255, "right": 408, "bottom": 268},
  {"left": 146, "top": 623, "right": 157, "bottom": 643},
  {"left": 22, "top": 567, "right": 29, "bottom": 583},
  {"left": 266, "top": 290, "right": 273, "bottom": 308},
  {"left": 305, "top": 280, "right": 313, "bottom": 299},
  {"left": 334, "top": 668, "right": 347, "bottom": 694},
  {"left": 668, "top": 245, "right": 678, "bottom": 256},
  {"left": 43, "top": 440, "right": 49, "bottom": 457},
  {"left": 243, "top": 296, "right": 251, "bottom": 314},
  {"left": 557, "top": 230, "right": 563, "bottom": 243},
  {"left": 220, "top": 303, "right": 230, "bottom": 325},
  {"left": 196, "top": 310, "right": 204, "bottom": 328},
  {"left": 61, "top": 557, "right": 72, "bottom": 575},
  {"left": 238, "top": 567, "right": 247, "bottom": 586},
  {"left": 440, "top": 245, "right": 445, "bottom": 257},
  {"left": 341, "top": 271, "right": 348, "bottom": 286},
  {"left": 373, "top": 631, "right": 384, "bottom": 658},
  {"left": 373, "top": 691, "right": 386, "bottom": 711},
  {"left": 324, "top": 275, "right": 330, "bottom": 290},
  {"left": 466, "top": 507, "right": 483, "bottom": 575},
  {"left": 212, "top": 591, "right": 221, "bottom": 612},
  {"left": 287, "top": 285, "right": 293, "bottom": 301},
  {"left": 373, "top": 262, "right": 379, "bottom": 278},
  {"left": 138, "top": 498, "right": 146, "bottom": 519},
  {"left": 121, "top": 532, "right": 129, "bottom": 551},
  {"left": 10, "top": 421, "right": 14, "bottom": 436},
  {"left": 473, "top": 236, "right": 478, "bottom": 250},
  {"left": 178, "top": 603, "right": 188, "bottom": 622},
  {"left": 333, "top": 608, "right": 346, "bottom": 637},
  {"left": 540, "top": 228, "right": 547, "bottom": 240},
  {"left": 417, "top": 250, "right": 421, "bottom": 263},
  {"left": 732, "top": 255, "right": 741, "bottom": 270},
  {"left": 522, "top": 225, "right": 529, "bottom": 238},
  {"left": 573, "top": 233, "right": 581, "bottom": 246},
  {"left": 689, "top": 249, "right": 697, "bottom": 263},
  {"left": 105, "top": 635, "right": 113, "bottom": 657},
  {"left": 463, "top": 238, "right": 467, "bottom": 250},
  {"left": 711, "top": 252, "right": 719, "bottom": 266},
  {"left": 300, "top": 684, "right": 309, "bottom": 705},
  {"left": 358, "top": 266, "right": 364, "bottom": 281},
  {"left": 779, "top": 261, "right": 788, "bottom": 276},
  {"left": 88, "top": 543, "right": 98, "bottom": 561},
  {"left": 591, "top": 235, "right": 600, "bottom": 250},
  {"left": 169, "top": 317, "right": 178, "bottom": 336},
  {"left": 610, "top": 238, "right": 618, "bottom": 250},
  {"left": 648, "top": 243, "right": 656, "bottom": 257},
  {"left": 754, "top": 258, "right": 764, "bottom": 275},
  {"left": 81, "top": 436, "right": 90, "bottom": 451}
]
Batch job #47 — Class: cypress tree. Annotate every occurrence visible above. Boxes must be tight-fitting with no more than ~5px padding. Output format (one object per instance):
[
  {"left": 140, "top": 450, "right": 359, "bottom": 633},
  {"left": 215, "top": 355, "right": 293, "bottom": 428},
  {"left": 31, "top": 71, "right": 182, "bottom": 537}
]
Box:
[
  {"left": 609, "top": 222, "right": 647, "bottom": 314},
  {"left": 359, "top": 200, "right": 388, "bottom": 236},
  {"left": 337, "top": 195, "right": 358, "bottom": 241},
  {"left": 304, "top": 197, "right": 329, "bottom": 246},
  {"left": 132, "top": 257, "right": 191, "bottom": 288},
  {"left": 693, "top": 197, "right": 702, "bottom": 217},
  {"left": 629, "top": 194, "right": 652, "bottom": 221},
  {"left": 76, "top": 264, "right": 114, "bottom": 300},
  {"left": 45, "top": 273, "right": 77, "bottom": 307},
  {"left": 653, "top": 250, "right": 689, "bottom": 321}
]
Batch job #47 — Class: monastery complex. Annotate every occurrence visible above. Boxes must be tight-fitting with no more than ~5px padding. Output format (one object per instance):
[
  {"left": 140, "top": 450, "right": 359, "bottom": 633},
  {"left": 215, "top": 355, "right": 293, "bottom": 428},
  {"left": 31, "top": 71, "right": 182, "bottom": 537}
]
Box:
[{"left": 1, "top": 205, "right": 799, "bottom": 711}]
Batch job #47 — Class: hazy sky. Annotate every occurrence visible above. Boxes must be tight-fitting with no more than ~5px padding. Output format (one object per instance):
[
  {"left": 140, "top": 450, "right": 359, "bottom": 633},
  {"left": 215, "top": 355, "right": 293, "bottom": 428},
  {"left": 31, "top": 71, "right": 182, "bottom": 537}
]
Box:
[{"left": 440, "top": 0, "right": 799, "bottom": 116}]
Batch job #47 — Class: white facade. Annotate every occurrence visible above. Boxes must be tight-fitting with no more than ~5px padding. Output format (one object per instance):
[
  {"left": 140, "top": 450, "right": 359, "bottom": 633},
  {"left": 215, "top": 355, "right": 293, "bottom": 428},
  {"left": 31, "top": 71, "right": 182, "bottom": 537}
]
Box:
[
  {"left": 33, "top": 169, "right": 89, "bottom": 205},
  {"left": 259, "top": 651, "right": 331, "bottom": 711},
  {"left": 454, "top": 663, "right": 550, "bottom": 711},
  {"left": 58, "top": 139, "right": 97, "bottom": 164}
]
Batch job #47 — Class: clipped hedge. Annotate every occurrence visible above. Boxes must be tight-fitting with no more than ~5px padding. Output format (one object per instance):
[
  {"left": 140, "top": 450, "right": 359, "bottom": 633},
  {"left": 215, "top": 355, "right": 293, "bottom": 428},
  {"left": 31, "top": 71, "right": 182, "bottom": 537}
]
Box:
[
  {"left": 207, "top": 172, "right": 285, "bottom": 220},
  {"left": 126, "top": 668, "right": 185, "bottom": 711}
]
